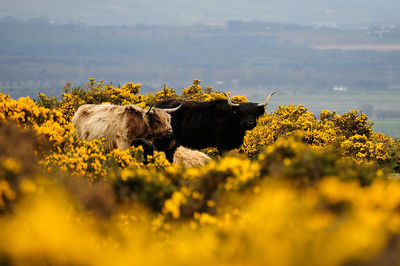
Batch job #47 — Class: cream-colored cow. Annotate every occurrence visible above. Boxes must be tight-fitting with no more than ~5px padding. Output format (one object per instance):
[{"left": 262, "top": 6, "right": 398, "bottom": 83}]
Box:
[{"left": 72, "top": 103, "right": 180, "bottom": 152}]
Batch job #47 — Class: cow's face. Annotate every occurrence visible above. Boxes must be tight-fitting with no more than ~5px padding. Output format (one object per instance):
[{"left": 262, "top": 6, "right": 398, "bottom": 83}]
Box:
[
  {"left": 233, "top": 103, "right": 265, "bottom": 130},
  {"left": 145, "top": 108, "right": 173, "bottom": 139},
  {"left": 227, "top": 92, "right": 276, "bottom": 131}
]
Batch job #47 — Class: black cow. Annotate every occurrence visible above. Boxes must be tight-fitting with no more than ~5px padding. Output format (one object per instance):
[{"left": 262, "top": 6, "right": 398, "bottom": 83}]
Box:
[{"left": 155, "top": 92, "right": 276, "bottom": 154}]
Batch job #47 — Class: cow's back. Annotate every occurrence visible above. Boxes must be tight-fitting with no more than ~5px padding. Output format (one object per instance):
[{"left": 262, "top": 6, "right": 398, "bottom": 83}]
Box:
[
  {"left": 73, "top": 104, "right": 114, "bottom": 139},
  {"left": 156, "top": 99, "right": 240, "bottom": 151},
  {"left": 72, "top": 103, "right": 133, "bottom": 151}
]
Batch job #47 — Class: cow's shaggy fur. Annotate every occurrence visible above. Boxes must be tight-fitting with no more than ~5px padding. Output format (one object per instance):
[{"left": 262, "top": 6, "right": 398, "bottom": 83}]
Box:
[
  {"left": 72, "top": 103, "right": 172, "bottom": 152},
  {"left": 173, "top": 146, "right": 211, "bottom": 168},
  {"left": 131, "top": 138, "right": 211, "bottom": 167}
]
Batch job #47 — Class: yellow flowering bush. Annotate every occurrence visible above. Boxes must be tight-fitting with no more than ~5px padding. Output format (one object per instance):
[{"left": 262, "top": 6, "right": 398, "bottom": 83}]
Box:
[
  {"left": 113, "top": 166, "right": 176, "bottom": 212},
  {"left": 2, "top": 162, "right": 400, "bottom": 265},
  {"left": 232, "top": 95, "right": 249, "bottom": 103},
  {"left": 36, "top": 93, "right": 59, "bottom": 109},
  {"left": 41, "top": 136, "right": 171, "bottom": 182},
  {"left": 242, "top": 105, "right": 400, "bottom": 171},
  {"left": 35, "top": 79, "right": 147, "bottom": 121},
  {"left": 161, "top": 156, "right": 261, "bottom": 219},
  {"left": 1, "top": 93, "right": 73, "bottom": 149},
  {"left": 0, "top": 122, "right": 42, "bottom": 212},
  {"left": 1, "top": 93, "right": 54, "bottom": 126},
  {"left": 258, "top": 134, "right": 386, "bottom": 186},
  {"left": 42, "top": 138, "right": 109, "bottom": 180},
  {"left": 2, "top": 78, "right": 400, "bottom": 265},
  {"left": 154, "top": 85, "right": 177, "bottom": 101},
  {"left": 181, "top": 79, "right": 230, "bottom": 102},
  {"left": 58, "top": 91, "right": 86, "bottom": 121}
]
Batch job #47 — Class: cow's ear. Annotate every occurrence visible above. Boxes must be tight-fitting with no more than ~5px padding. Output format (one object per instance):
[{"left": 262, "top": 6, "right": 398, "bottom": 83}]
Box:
[{"left": 143, "top": 112, "right": 153, "bottom": 126}]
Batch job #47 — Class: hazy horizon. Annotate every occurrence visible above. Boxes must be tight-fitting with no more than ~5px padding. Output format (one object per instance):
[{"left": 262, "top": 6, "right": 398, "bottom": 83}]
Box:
[{"left": 1, "top": 0, "right": 400, "bottom": 27}]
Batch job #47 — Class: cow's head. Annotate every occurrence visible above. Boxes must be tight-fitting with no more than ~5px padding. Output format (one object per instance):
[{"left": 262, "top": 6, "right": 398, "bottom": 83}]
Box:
[
  {"left": 226, "top": 92, "right": 276, "bottom": 130},
  {"left": 144, "top": 104, "right": 182, "bottom": 139},
  {"left": 131, "top": 138, "right": 157, "bottom": 164}
]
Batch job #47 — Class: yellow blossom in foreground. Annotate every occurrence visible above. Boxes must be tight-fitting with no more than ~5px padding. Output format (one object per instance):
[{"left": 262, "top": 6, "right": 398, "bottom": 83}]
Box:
[{"left": 1, "top": 79, "right": 400, "bottom": 265}]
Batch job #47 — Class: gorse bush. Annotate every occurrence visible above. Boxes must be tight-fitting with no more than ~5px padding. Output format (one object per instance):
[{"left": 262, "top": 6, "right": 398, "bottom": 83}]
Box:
[
  {"left": 242, "top": 104, "right": 400, "bottom": 171},
  {"left": 1, "top": 78, "right": 400, "bottom": 265},
  {"left": 0, "top": 122, "right": 43, "bottom": 212}
]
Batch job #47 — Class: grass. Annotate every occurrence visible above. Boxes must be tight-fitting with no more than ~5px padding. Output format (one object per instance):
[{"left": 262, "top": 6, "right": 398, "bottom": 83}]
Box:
[{"left": 373, "top": 120, "right": 400, "bottom": 138}]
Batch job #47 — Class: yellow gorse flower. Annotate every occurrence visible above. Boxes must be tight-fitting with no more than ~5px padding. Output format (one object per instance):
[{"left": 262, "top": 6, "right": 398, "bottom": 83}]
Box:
[{"left": 1, "top": 78, "right": 400, "bottom": 265}]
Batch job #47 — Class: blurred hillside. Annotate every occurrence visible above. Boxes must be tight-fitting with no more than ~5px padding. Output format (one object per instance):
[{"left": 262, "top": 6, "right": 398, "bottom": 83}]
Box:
[
  {"left": 1, "top": 18, "right": 400, "bottom": 97},
  {"left": 1, "top": 0, "right": 400, "bottom": 26}
]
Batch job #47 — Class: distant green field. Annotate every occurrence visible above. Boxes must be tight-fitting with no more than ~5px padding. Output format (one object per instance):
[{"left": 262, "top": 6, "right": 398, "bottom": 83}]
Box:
[
  {"left": 373, "top": 120, "right": 400, "bottom": 139},
  {"left": 253, "top": 90, "right": 400, "bottom": 116},
  {"left": 246, "top": 90, "right": 400, "bottom": 139}
]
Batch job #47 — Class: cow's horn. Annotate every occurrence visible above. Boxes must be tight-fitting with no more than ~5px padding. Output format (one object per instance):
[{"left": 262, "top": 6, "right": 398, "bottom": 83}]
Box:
[
  {"left": 224, "top": 93, "right": 239, "bottom": 107},
  {"left": 146, "top": 105, "right": 153, "bottom": 114},
  {"left": 258, "top": 91, "right": 277, "bottom": 109},
  {"left": 163, "top": 102, "right": 183, "bottom": 113}
]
